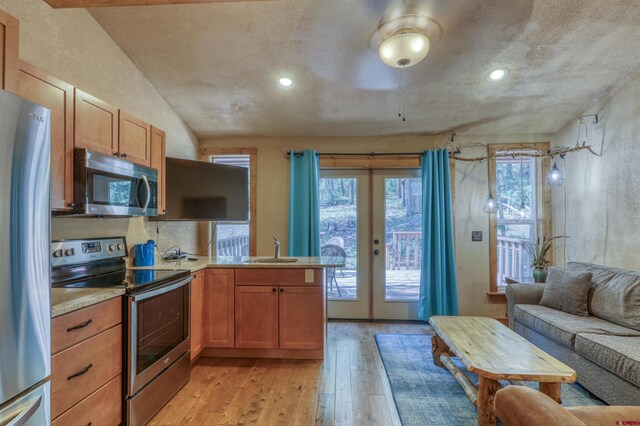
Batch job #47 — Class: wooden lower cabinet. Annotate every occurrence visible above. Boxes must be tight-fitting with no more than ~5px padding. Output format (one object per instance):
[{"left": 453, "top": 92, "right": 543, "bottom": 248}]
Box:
[
  {"left": 234, "top": 285, "right": 279, "bottom": 349},
  {"left": 204, "top": 269, "right": 235, "bottom": 348},
  {"left": 51, "top": 298, "right": 123, "bottom": 423},
  {"left": 279, "top": 286, "right": 324, "bottom": 350},
  {"left": 190, "top": 270, "right": 205, "bottom": 361},
  {"left": 51, "top": 375, "right": 122, "bottom": 426}
]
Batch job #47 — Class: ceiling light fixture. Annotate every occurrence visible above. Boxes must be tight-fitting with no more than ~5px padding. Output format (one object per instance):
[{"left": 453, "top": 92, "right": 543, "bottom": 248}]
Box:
[
  {"left": 379, "top": 31, "right": 430, "bottom": 68},
  {"left": 487, "top": 68, "right": 508, "bottom": 81},
  {"left": 277, "top": 77, "right": 293, "bottom": 88}
]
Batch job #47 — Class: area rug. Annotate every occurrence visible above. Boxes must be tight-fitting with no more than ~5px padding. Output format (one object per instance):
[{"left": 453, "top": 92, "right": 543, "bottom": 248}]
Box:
[{"left": 374, "top": 333, "right": 604, "bottom": 426}]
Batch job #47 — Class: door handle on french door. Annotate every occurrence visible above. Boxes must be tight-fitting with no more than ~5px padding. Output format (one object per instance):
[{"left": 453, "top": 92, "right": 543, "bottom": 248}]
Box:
[
  {"left": 374, "top": 239, "right": 379, "bottom": 245},
  {"left": 373, "top": 249, "right": 379, "bottom": 255}
]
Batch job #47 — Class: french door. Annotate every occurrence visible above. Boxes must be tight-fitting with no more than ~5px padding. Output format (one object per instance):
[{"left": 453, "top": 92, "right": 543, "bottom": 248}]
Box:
[{"left": 320, "top": 169, "right": 422, "bottom": 320}]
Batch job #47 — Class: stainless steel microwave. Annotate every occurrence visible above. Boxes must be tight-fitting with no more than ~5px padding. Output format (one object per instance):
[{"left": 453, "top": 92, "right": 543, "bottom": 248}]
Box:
[{"left": 73, "top": 148, "right": 158, "bottom": 216}]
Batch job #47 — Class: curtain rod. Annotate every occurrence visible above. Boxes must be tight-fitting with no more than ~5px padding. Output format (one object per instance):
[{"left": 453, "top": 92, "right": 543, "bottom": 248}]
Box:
[{"left": 287, "top": 150, "right": 460, "bottom": 157}]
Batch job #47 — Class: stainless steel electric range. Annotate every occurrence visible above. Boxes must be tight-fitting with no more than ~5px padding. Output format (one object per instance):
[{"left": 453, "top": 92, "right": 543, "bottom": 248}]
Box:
[{"left": 51, "top": 237, "right": 192, "bottom": 426}]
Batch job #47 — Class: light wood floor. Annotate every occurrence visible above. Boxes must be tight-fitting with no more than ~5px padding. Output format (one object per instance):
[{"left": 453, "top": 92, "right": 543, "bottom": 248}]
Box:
[{"left": 149, "top": 321, "right": 432, "bottom": 425}]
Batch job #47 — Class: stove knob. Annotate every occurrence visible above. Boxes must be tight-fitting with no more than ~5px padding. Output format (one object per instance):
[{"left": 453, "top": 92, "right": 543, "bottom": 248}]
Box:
[
  {"left": 64, "top": 249, "right": 75, "bottom": 256},
  {"left": 107, "top": 244, "right": 115, "bottom": 252},
  {"left": 117, "top": 244, "right": 124, "bottom": 251},
  {"left": 53, "top": 249, "right": 63, "bottom": 258}
]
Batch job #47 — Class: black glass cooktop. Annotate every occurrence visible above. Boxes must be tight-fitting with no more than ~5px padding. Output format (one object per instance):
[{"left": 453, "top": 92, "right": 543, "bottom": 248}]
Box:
[
  {"left": 57, "top": 268, "right": 190, "bottom": 294},
  {"left": 124, "top": 269, "right": 190, "bottom": 291}
]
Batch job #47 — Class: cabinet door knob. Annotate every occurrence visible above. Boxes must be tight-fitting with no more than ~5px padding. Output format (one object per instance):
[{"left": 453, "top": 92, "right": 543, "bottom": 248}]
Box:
[
  {"left": 272, "top": 287, "right": 276, "bottom": 292},
  {"left": 121, "top": 153, "right": 128, "bottom": 158},
  {"left": 280, "top": 288, "right": 284, "bottom": 293},
  {"left": 114, "top": 152, "right": 120, "bottom": 158},
  {"left": 68, "top": 202, "right": 76, "bottom": 208},
  {"left": 373, "top": 249, "right": 379, "bottom": 255}
]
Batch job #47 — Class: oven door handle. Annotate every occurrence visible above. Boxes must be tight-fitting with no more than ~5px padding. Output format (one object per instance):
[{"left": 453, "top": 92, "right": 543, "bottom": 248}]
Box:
[{"left": 131, "top": 276, "right": 193, "bottom": 302}]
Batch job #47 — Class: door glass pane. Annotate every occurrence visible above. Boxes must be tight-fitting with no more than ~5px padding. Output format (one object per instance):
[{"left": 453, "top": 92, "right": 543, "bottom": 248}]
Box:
[
  {"left": 384, "top": 177, "right": 421, "bottom": 301},
  {"left": 319, "top": 177, "right": 357, "bottom": 300}
]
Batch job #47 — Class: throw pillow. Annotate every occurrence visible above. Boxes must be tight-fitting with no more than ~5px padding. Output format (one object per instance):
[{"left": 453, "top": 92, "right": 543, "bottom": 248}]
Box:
[{"left": 540, "top": 267, "right": 593, "bottom": 316}]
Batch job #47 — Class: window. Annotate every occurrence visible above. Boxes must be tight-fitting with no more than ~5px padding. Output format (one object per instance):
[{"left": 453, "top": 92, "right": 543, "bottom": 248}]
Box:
[
  {"left": 199, "top": 148, "right": 257, "bottom": 256},
  {"left": 488, "top": 143, "right": 551, "bottom": 292}
]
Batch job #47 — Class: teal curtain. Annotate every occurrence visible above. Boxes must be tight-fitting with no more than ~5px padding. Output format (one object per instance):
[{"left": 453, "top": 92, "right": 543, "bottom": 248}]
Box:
[
  {"left": 288, "top": 150, "right": 321, "bottom": 256},
  {"left": 418, "top": 149, "right": 459, "bottom": 320}
]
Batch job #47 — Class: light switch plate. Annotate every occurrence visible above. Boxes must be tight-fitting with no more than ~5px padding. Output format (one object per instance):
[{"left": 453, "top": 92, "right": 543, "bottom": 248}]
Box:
[{"left": 305, "top": 269, "right": 314, "bottom": 283}]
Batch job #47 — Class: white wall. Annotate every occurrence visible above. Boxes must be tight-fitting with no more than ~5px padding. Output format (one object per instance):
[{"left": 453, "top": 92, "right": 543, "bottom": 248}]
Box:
[
  {"left": 201, "top": 134, "right": 551, "bottom": 318},
  {"left": 0, "top": 0, "right": 199, "bottom": 253},
  {"left": 551, "top": 70, "right": 640, "bottom": 269}
]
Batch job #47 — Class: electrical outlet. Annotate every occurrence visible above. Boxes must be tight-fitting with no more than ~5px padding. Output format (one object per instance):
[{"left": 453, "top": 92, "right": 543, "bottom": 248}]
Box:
[
  {"left": 305, "top": 269, "right": 314, "bottom": 283},
  {"left": 472, "top": 231, "right": 483, "bottom": 242}
]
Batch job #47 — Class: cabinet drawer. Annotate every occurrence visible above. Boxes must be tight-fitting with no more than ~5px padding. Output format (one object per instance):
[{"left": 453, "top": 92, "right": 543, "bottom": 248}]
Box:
[
  {"left": 52, "top": 325, "right": 122, "bottom": 419},
  {"left": 235, "top": 268, "right": 322, "bottom": 286},
  {"left": 52, "top": 297, "right": 122, "bottom": 354},
  {"left": 52, "top": 375, "right": 122, "bottom": 426}
]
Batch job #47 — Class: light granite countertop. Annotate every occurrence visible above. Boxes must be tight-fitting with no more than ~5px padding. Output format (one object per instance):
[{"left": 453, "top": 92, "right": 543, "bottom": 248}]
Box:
[
  {"left": 51, "top": 287, "right": 125, "bottom": 318},
  {"left": 51, "top": 256, "right": 343, "bottom": 318},
  {"left": 128, "top": 256, "right": 345, "bottom": 273}
]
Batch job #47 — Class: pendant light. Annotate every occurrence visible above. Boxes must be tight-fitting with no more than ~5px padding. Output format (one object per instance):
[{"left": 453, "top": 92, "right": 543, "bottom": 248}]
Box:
[
  {"left": 483, "top": 192, "right": 498, "bottom": 214},
  {"left": 546, "top": 161, "right": 565, "bottom": 186}
]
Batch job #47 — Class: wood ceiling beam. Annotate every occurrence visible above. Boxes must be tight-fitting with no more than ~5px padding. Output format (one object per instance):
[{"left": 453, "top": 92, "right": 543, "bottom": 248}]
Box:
[{"left": 43, "top": 0, "right": 269, "bottom": 8}]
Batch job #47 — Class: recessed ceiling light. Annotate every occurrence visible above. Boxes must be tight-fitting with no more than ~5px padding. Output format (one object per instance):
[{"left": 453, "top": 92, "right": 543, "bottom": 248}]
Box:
[
  {"left": 487, "top": 68, "right": 508, "bottom": 81},
  {"left": 278, "top": 77, "right": 293, "bottom": 88}
]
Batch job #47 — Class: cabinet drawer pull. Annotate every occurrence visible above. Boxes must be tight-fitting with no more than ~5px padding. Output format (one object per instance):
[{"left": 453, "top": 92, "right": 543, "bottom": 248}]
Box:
[
  {"left": 67, "top": 363, "right": 93, "bottom": 381},
  {"left": 67, "top": 319, "right": 92, "bottom": 332}
]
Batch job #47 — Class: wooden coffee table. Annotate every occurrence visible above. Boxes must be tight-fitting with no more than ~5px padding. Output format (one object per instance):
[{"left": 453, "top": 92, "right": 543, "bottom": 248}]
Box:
[{"left": 429, "top": 316, "right": 576, "bottom": 426}]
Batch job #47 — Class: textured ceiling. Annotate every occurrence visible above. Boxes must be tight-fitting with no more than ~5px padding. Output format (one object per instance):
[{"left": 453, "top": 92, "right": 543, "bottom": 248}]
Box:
[{"left": 89, "top": 0, "right": 640, "bottom": 138}]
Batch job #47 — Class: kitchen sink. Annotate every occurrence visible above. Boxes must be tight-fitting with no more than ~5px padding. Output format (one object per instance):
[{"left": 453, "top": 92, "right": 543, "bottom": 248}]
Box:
[{"left": 244, "top": 257, "right": 299, "bottom": 263}]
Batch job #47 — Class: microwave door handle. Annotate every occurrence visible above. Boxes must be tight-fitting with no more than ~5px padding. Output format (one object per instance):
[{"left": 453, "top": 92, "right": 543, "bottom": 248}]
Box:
[{"left": 140, "top": 175, "right": 151, "bottom": 212}]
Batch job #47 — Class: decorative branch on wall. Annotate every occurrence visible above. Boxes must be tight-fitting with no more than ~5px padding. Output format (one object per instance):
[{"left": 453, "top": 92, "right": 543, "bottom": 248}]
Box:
[{"left": 450, "top": 141, "right": 601, "bottom": 163}]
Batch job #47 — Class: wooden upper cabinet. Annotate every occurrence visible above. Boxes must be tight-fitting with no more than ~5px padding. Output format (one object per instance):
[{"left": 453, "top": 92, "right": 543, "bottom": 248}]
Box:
[
  {"left": 279, "top": 286, "right": 323, "bottom": 350},
  {"left": 119, "top": 111, "right": 151, "bottom": 166},
  {"left": 204, "top": 269, "right": 235, "bottom": 348},
  {"left": 0, "top": 11, "right": 19, "bottom": 93},
  {"left": 150, "top": 126, "right": 166, "bottom": 214},
  {"left": 74, "top": 88, "right": 118, "bottom": 156},
  {"left": 18, "top": 62, "right": 74, "bottom": 211},
  {"left": 234, "top": 285, "right": 278, "bottom": 349},
  {"left": 190, "top": 271, "right": 205, "bottom": 361}
]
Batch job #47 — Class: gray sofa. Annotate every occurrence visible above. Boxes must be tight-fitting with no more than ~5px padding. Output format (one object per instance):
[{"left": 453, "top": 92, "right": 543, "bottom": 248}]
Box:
[{"left": 506, "top": 261, "right": 640, "bottom": 406}]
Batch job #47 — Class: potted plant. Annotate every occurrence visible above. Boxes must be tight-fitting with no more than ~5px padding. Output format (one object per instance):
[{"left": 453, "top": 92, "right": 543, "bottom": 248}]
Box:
[{"left": 524, "top": 235, "right": 566, "bottom": 283}]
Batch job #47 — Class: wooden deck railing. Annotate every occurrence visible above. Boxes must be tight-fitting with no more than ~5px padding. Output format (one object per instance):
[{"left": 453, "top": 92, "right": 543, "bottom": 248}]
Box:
[
  {"left": 387, "top": 231, "right": 422, "bottom": 270},
  {"left": 497, "top": 236, "right": 532, "bottom": 284},
  {"left": 217, "top": 235, "right": 249, "bottom": 257}
]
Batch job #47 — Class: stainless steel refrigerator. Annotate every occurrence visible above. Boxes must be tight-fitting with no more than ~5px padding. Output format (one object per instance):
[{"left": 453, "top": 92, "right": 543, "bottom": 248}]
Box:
[{"left": 0, "top": 89, "right": 51, "bottom": 424}]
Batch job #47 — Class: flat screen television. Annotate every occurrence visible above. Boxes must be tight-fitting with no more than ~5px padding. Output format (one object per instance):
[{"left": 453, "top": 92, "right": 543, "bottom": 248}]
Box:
[{"left": 153, "top": 157, "right": 249, "bottom": 221}]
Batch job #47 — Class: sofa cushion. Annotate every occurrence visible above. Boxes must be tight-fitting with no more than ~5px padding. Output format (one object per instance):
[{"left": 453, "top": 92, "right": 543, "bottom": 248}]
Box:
[
  {"left": 589, "top": 274, "right": 640, "bottom": 331},
  {"left": 575, "top": 333, "right": 640, "bottom": 388},
  {"left": 540, "top": 267, "right": 592, "bottom": 316},
  {"left": 513, "top": 304, "right": 640, "bottom": 349}
]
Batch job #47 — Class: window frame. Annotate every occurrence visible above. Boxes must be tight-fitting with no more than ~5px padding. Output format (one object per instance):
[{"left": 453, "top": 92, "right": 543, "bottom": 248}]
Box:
[
  {"left": 488, "top": 142, "right": 552, "bottom": 296},
  {"left": 199, "top": 147, "right": 257, "bottom": 256}
]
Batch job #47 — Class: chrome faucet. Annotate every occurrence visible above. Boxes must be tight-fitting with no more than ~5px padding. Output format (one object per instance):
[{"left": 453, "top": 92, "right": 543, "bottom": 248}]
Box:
[{"left": 273, "top": 237, "right": 280, "bottom": 259}]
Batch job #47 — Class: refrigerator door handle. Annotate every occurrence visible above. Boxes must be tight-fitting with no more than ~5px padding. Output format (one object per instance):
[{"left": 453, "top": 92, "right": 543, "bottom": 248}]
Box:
[{"left": 0, "top": 394, "right": 42, "bottom": 426}]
